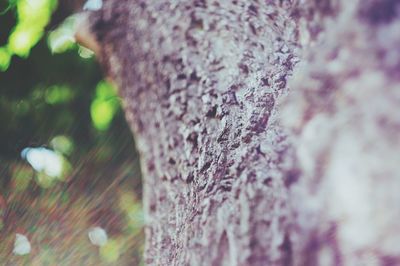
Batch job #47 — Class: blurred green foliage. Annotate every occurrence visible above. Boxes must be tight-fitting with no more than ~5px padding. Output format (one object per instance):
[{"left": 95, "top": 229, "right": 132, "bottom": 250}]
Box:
[
  {"left": 0, "top": 2, "right": 143, "bottom": 264},
  {"left": 1, "top": 0, "right": 57, "bottom": 68},
  {"left": 0, "top": 0, "right": 131, "bottom": 161},
  {"left": 91, "top": 81, "right": 120, "bottom": 131}
]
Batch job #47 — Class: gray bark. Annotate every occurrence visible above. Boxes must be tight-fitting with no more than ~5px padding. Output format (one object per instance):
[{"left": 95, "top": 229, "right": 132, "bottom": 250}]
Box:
[{"left": 82, "top": 0, "right": 400, "bottom": 265}]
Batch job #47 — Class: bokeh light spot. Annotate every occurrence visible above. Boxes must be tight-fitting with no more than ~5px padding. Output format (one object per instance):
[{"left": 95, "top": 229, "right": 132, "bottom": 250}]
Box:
[
  {"left": 45, "top": 85, "right": 74, "bottom": 105},
  {"left": 0, "top": 47, "right": 12, "bottom": 71},
  {"left": 100, "top": 239, "right": 121, "bottom": 263},
  {"left": 90, "top": 81, "right": 120, "bottom": 131},
  {"left": 50, "top": 135, "right": 74, "bottom": 155}
]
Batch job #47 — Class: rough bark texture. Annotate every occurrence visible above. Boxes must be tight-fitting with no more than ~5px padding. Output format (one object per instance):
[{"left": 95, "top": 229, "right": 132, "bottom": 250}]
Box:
[{"left": 85, "top": 0, "right": 400, "bottom": 265}]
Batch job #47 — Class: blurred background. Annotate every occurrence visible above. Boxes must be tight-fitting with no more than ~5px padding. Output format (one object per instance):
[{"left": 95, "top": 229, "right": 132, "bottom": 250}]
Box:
[{"left": 0, "top": 0, "right": 144, "bottom": 264}]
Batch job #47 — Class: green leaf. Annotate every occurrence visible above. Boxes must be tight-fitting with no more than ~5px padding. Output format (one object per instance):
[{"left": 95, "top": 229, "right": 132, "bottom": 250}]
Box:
[
  {"left": 0, "top": 47, "right": 11, "bottom": 71},
  {"left": 90, "top": 81, "right": 120, "bottom": 131}
]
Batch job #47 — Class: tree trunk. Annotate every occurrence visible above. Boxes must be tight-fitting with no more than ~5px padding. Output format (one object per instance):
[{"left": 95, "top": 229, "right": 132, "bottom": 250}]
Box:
[{"left": 82, "top": 0, "right": 400, "bottom": 265}]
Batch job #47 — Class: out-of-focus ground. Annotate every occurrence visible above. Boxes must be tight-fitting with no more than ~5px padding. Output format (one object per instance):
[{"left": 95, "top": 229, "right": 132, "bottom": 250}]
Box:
[
  {"left": 0, "top": 149, "right": 144, "bottom": 265},
  {"left": 0, "top": 1, "right": 144, "bottom": 264}
]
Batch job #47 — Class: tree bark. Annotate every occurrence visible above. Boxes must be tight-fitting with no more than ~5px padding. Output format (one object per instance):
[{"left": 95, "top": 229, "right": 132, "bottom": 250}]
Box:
[{"left": 83, "top": 0, "right": 400, "bottom": 265}]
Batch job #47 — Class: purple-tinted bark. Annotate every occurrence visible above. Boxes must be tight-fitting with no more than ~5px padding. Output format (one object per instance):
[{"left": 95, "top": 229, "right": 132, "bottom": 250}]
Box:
[{"left": 83, "top": 0, "right": 400, "bottom": 265}]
